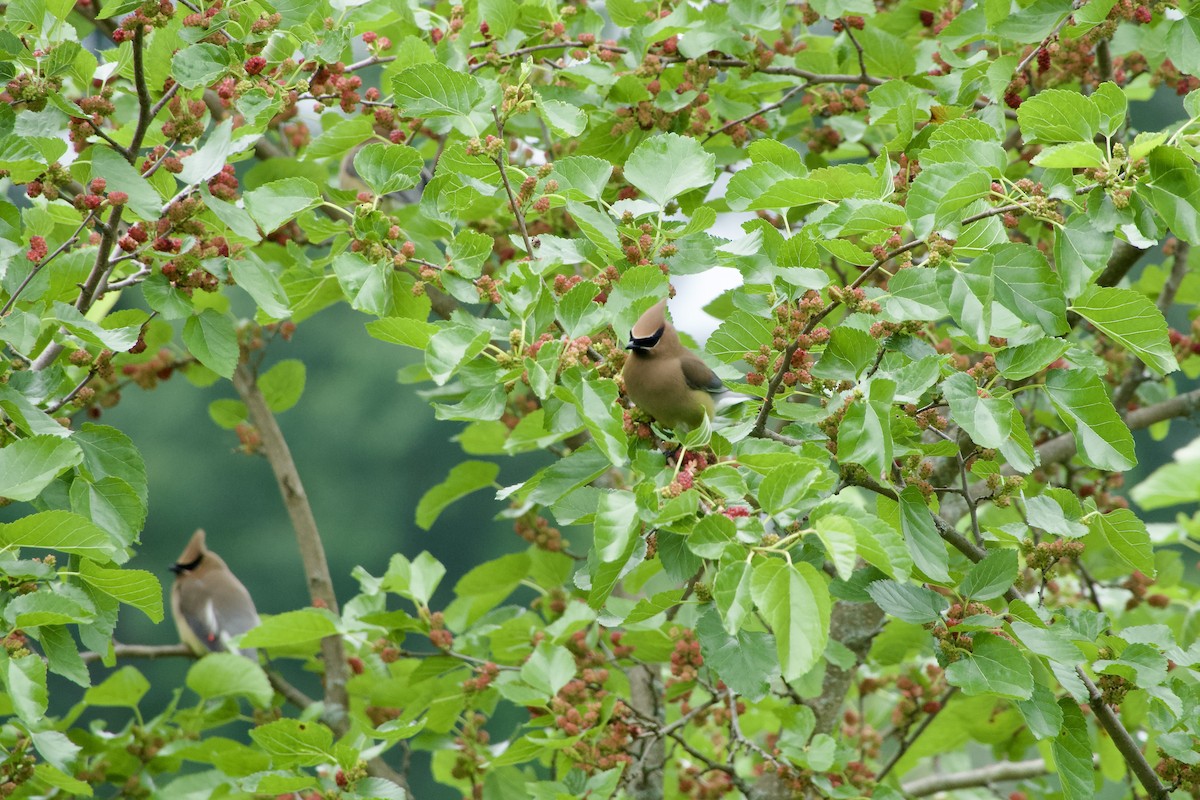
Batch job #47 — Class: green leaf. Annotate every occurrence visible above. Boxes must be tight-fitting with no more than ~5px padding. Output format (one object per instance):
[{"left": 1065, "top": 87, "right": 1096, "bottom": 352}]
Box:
[
  {"left": 811, "top": 328, "right": 878, "bottom": 380},
  {"left": 250, "top": 719, "right": 334, "bottom": 768},
  {"left": 259, "top": 360, "right": 306, "bottom": 413},
  {"left": 1091, "top": 82, "right": 1127, "bottom": 137},
  {"left": 1044, "top": 370, "right": 1136, "bottom": 472},
  {"left": 1147, "top": 145, "right": 1200, "bottom": 245},
  {"left": 448, "top": 552, "right": 530, "bottom": 628},
  {"left": 366, "top": 317, "right": 439, "bottom": 349},
  {"left": 906, "top": 163, "right": 991, "bottom": 239},
  {"left": 588, "top": 491, "right": 640, "bottom": 609},
  {"left": 1052, "top": 699, "right": 1095, "bottom": 800},
  {"left": 77, "top": 560, "right": 163, "bottom": 623},
  {"left": 899, "top": 485, "right": 950, "bottom": 584},
  {"left": 302, "top": 115, "right": 375, "bottom": 160},
  {"left": 750, "top": 560, "right": 830, "bottom": 681},
  {"left": 713, "top": 561, "right": 754, "bottom": 634},
  {"left": 415, "top": 461, "right": 499, "bottom": 531},
  {"left": 1072, "top": 286, "right": 1177, "bottom": 376},
  {"left": 90, "top": 146, "right": 161, "bottom": 220},
  {"left": 837, "top": 379, "right": 895, "bottom": 479},
  {"left": 1016, "top": 682, "right": 1065, "bottom": 740},
  {"left": 0, "top": 435, "right": 82, "bottom": 501},
  {"left": 352, "top": 143, "right": 424, "bottom": 195},
  {"left": 85, "top": 666, "right": 149, "bottom": 708},
  {"left": 812, "top": 515, "right": 860, "bottom": 581},
  {"left": 865, "top": 579, "right": 948, "bottom": 623},
  {"left": 706, "top": 310, "right": 774, "bottom": 363},
  {"left": 1055, "top": 215, "right": 1112, "bottom": 299},
  {"left": 557, "top": 372, "right": 628, "bottom": 467},
  {"left": 229, "top": 255, "right": 290, "bottom": 319},
  {"left": 941, "top": 372, "right": 1013, "bottom": 448},
  {"left": 183, "top": 310, "right": 239, "bottom": 378},
  {"left": 944, "top": 633, "right": 1033, "bottom": 699},
  {"left": 392, "top": 64, "right": 483, "bottom": 118},
  {"left": 1031, "top": 141, "right": 1106, "bottom": 169},
  {"left": 0, "top": 511, "right": 120, "bottom": 562},
  {"left": 520, "top": 641, "right": 577, "bottom": 699},
  {"left": 538, "top": 97, "right": 587, "bottom": 137},
  {"left": 187, "top": 652, "right": 273, "bottom": 707},
  {"left": 991, "top": 243, "right": 1068, "bottom": 335},
  {"left": 1017, "top": 89, "right": 1100, "bottom": 143},
  {"left": 551, "top": 156, "right": 613, "bottom": 201},
  {"left": 243, "top": 178, "right": 321, "bottom": 234},
  {"left": 171, "top": 43, "right": 230, "bottom": 89},
  {"left": 623, "top": 132, "right": 716, "bottom": 207},
  {"left": 4, "top": 653, "right": 48, "bottom": 724},
  {"left": 695, "top": 608, "right": 778, "bottom": 702},
  {"left": 758, "top": 461, "right": 823, "bottom": 517},
  {"left": 1088, "top": 508, "right": 1154, "bottom": 577},
  {"left": 240, "top": 609, "right": 338, "bottom": 647},
  {"left": 959, "top": 549, "right": 1017, "bottom": 601},
  {"left": 74, "top": 424, "right": 147, "bottom": 506}
]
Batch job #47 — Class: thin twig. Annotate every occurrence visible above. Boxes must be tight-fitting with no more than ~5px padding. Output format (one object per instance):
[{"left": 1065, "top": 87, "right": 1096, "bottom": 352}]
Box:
[
  {"left": 2, "top": 213, "right": 95, "bottom": 317},
  {"left": 1013, "top": 2, "right": 1080, "bottom": 77},
  {"left": 704, "top": 83, "right": 808, "bottom": 143},
  {"left": 84, "top": 119, "right": 129, "bottom": 155},
  {"left": 842, "top": 23, "right": 869, "bottom": 81},
  {"left": 876, "top": 687, "right": 957, "bottom": 781},
  {"left": 45, "top": 368, "right": 99, "bottom": 414},
  {"left": 490, "top": 105, "right": 534, "bottom": 256}
]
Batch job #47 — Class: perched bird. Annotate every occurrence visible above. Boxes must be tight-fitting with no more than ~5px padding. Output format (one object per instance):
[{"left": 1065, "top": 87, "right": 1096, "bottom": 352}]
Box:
[
  {"left": 622, "top": 300, "right": 725, "bottom": 430},
  {"left": 170, "top": 529, "right": 260, "bottom": 659}
]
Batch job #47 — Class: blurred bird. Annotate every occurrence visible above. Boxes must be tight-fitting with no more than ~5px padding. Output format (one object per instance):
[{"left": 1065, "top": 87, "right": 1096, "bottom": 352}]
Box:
[
  {"left": 170, "top": 529, "right": 260, "bottom": 659},
  {"left": 622, "top": 299, "right": 725, "bottom": 430}
]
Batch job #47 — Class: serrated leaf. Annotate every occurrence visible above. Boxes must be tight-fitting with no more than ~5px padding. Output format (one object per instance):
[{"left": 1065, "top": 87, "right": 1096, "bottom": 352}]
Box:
[
  {"left": 249, "top": 719, "right": 334, "bottom": 768},
  {"left": 352, "top": 143, "right": 424, "bottom": 195},
  {"left": 77, "top": 560, "right": 163, "bottom": 623},
  {"left": 187, "top": 652, "right": 273, "bottom": 707},
  {"left": 0, "top": 435, "right": 82, "bottom": 502},
  {"left": 392, "top": 64, "right": 483, "bottom": 118},
  {"left": 241, "top": 609, "right": 338, "bottom": 647},
  {"left": 183, "top": 310, "right": 238, "bottom": 378},
  {"left": 1089, "top": 508, "right": 1154, "bottom": 577},
  {"left": 866, "top": 579, "right": 949, "bottom": 623},
  {"left": 415, "top": 461, "right": 499, "bottom": 530},
  {"left": 695, "top": 608, "right": 777, "bottom": 701},
  {"left": 942, "top": 372, "right": 1013, "bottom": 448},
  {"left": 623, "top": 132, "right": 715, "bottom": 207},
  {"left": 1044, "top": 370, "right": 1135, "bottom": 472},
  {"left": 587, "top": 491, "right": 640, "bottom": 609},
  {"left": 750, "top": 559, "right": 830, "bottom": 681},
  {"left": 243, "top": 178, "right": 321, "bottom": 234},
  {"left": 1071, "top": 286, "right": 1178, "bottom": 376},
  {"left": 259, "top": 360, "right": 305, "bottom": 413},
  {"left": 0, "top": 511, "right": 120, "bottom": 562},
  {"left": 960, "top": 549, "right": 1017, "bottom": 601},
  {"left": 1017, "top": 89, "right": 1100, "bottom": 143},
  {"left": 899, "top": 485, "right": 950, "bottom": 584},
  {"left": 1053, "top": 699, "right": 1095, "bottom": 800},
  {"left": 945, "top": 633, "right": 1033, "bottom": 699}
]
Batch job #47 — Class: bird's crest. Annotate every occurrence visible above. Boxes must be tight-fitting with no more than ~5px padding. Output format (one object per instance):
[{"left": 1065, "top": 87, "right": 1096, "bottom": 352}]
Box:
[
  {"left": 171, "top": 529, "right": 208, "bottom": 574},
  {"left": 627, "top": 300, "right": 668, "bottom": 350}
]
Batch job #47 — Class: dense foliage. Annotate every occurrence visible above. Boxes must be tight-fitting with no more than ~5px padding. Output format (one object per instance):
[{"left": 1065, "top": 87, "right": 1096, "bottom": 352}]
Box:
[{"left": 2, "top": 0, "right": 1200, "bottom": 797}]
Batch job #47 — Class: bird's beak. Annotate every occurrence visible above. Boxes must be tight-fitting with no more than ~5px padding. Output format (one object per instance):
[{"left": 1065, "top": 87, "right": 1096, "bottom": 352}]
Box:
[{"left": 169, "top": 563, "right": 184, "bottom": 575}]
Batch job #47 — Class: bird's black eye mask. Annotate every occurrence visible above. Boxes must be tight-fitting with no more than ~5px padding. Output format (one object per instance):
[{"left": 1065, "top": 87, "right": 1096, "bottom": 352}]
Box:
[
  {"left": 626, "top": 325, "right": 665, "bottom": 352},
  {"left": 170, "top": 553, "right": 204, "bottom": 574}
]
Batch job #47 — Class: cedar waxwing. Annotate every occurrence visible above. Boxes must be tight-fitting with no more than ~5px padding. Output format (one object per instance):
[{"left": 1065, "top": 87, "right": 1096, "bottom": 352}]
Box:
[
  {"left": 170, "top": 529, "right": 260, "bottom": 659},
  {"left": 622, "top": 300, "right": 725, "bottom": 430}
]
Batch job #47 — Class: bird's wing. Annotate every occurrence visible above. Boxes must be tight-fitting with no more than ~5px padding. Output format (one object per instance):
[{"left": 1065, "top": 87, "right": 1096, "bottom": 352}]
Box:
[
  {"left": 175, "top": 582, "right": 224, "bottom": 653},
  {"left": 680, "top": 353, "right": 724, "bottom": 393}
]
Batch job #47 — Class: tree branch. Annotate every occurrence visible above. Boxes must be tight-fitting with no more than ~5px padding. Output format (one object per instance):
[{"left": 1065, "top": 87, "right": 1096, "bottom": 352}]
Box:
[
  {"left": 1078, "top": 669, "right": 1170, "bottom": 800},
  {"left": 491, "top": 106, "right": 534, "bottom": 257},
  {"left": 232, "top": 362, "right": 350, "bottom": 733},
  {"left": 902, "top": 758, "right": 1056, "bottom": 796},
  {"left": 80, "top": 643, "right": 196, "bottom": 663}
]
